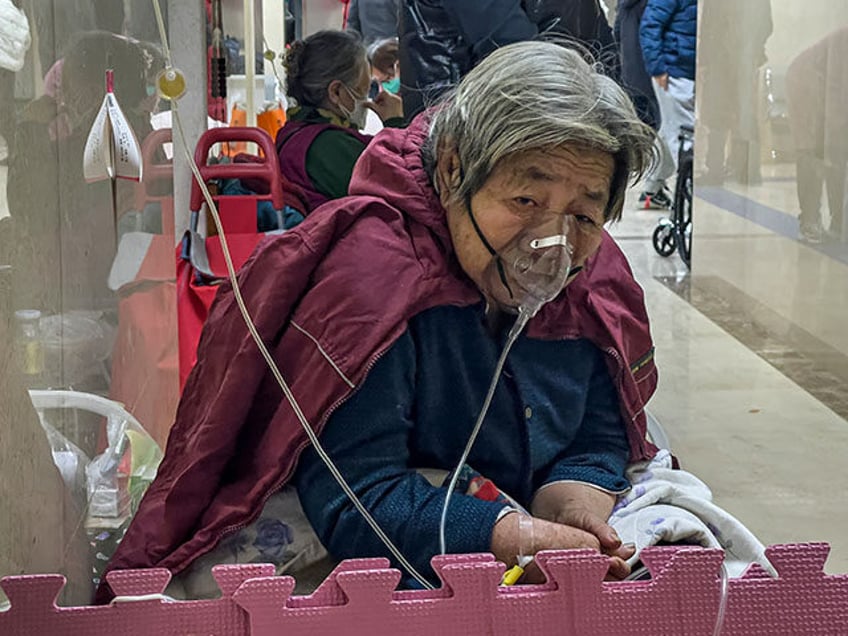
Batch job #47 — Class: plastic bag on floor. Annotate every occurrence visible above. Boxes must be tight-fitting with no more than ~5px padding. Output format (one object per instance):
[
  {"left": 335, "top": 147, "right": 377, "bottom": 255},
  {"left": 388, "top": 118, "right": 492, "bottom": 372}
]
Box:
[{"left": 31, "top": 391, "right": 164, "bottom": 594}]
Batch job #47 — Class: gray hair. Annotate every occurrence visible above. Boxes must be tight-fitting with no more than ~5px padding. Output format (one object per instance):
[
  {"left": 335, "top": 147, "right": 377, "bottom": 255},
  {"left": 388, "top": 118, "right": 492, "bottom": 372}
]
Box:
[
  {"left": 425, "top": 41, "right": 655, "bottom": 222},
  {"left": 283, "top": 30, "right": 368, "bottom": 108}
]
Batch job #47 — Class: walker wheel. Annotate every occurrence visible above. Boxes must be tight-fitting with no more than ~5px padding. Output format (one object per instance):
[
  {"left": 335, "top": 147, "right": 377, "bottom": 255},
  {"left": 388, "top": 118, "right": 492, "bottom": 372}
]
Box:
[{"left": 652, "top": 223, "right": 677, "bottom": 257}]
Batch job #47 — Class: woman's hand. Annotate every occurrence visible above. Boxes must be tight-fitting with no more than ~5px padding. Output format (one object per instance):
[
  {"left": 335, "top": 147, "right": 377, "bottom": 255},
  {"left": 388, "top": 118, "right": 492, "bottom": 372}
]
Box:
[
  {"left": 490, "top": 511, "right": 632, "bottom": 583},
  {"left": 532, "top": 482, "right": 620, "bottom": 548},
  {"left": 368, "top": 90, "right": 403, "bottom": 122},
  {"left": 530, "top": 482, "right": 634, "bottom": 579}
]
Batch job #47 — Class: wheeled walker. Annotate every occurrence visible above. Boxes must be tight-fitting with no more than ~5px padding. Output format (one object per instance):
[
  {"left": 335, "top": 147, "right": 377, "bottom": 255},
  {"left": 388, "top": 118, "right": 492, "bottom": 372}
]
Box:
[{"left": 652, "top": 125, "right": 694, "bottom": 269}]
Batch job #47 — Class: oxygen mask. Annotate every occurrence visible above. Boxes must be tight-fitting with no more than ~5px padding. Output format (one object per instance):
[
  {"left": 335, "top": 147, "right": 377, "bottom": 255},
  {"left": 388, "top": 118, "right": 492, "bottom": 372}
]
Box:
[
  {"left": 472, "top": 208, "right": 574, "bottom": 318},
  {"left": 440, "top": 210, "right": 575, "bottom": 557}
]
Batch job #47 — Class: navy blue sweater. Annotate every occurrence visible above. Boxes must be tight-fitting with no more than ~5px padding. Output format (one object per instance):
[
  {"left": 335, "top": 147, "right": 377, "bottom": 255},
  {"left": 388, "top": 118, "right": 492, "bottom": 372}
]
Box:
[
  {"left": 294, "top": 303, "right": 631, "bottom": 586},
  {"left": 639, "top": 0, "right": 698, "bottom": 80}
]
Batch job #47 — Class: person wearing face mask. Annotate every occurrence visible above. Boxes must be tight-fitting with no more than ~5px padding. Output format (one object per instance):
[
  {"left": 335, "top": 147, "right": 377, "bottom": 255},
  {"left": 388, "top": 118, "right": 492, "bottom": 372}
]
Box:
[
  {"left": 98, "top": 41, "right": 664, "bottom": 601},
  {"left": 368, "top": 37, "right": 401, "bottom": 96},
  {"left": 275, "top": 30, "right": 404, "bottom": 213}
]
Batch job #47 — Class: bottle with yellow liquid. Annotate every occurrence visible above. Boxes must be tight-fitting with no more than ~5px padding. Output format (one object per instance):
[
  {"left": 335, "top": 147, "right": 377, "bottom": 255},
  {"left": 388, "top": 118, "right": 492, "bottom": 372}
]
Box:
[{"left": 15, "top": 309, "right": 44, "bottom": 385}]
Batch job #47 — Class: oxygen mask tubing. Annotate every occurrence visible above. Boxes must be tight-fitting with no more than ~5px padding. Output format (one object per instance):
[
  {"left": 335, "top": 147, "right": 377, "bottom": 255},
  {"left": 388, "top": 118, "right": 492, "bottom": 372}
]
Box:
[
  {"left": 439, "top": 204, "right": 577, "bottom": 556},
  {"left": 149, "top": 2, "right": 580, "bottom": 585}
]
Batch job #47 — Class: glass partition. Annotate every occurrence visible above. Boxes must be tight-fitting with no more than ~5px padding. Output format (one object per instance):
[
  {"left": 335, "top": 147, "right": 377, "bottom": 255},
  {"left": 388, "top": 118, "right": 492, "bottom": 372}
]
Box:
[
  {"left": 1, "top": 0, "right": 176, "bottom": 605},
  {"left": 688, "top": 0, "right": 848, "bottom": 572}
]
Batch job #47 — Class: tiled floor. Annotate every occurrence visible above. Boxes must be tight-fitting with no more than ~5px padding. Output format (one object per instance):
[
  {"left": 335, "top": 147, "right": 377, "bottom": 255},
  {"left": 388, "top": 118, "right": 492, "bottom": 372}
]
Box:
[{"left": 611, "top": 169, "right": 848, "bottom": 573}]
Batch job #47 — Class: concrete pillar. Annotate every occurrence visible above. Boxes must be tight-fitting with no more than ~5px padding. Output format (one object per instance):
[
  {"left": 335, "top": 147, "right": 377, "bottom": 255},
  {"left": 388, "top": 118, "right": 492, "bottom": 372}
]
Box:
[{"left": 168, "top": 0, "right": 208, "bottom": 235}]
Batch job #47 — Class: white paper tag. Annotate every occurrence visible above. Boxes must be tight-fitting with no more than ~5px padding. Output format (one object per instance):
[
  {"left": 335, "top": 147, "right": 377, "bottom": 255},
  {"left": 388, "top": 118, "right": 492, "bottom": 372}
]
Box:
[{"left": 83, "top": 72, "right": 143, "bottom": 183}]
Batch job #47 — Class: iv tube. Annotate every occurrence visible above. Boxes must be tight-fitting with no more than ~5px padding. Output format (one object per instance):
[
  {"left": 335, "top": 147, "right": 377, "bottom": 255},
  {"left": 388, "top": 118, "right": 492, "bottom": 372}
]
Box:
[
  {"left": 439, "top": 304, "right": 535, "bottom": 555},
  {"left": 713, "top": 561, "right": 729, "bottom": 636},
  {"left": 150, "top": 0, "right": 434, "bottom": 590}
]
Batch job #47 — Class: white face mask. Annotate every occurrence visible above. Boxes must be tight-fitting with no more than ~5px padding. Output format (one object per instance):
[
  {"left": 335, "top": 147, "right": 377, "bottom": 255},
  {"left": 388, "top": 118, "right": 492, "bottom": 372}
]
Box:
[{"left": 340, "top": 84, "right": 369, "bottom": 129}]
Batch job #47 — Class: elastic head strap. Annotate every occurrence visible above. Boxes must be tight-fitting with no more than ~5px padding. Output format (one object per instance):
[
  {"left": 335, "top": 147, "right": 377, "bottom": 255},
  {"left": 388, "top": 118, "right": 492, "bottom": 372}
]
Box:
[
  {"left": 465, "top": 194, "right": 514, "bottom": 300},
  {"left": 465, "top": 194, "right": 496, "bottom": 255}
]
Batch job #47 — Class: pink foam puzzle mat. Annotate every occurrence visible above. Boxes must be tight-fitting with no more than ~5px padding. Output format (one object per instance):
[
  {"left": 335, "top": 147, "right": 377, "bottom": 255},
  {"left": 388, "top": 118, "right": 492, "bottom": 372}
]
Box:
[{"left": 2, "top": 543, "right": 847, "bottom": 635}]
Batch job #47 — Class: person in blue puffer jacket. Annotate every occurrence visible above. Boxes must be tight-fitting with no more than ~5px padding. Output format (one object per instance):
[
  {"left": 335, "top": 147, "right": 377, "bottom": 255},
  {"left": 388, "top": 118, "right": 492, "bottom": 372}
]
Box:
[{"left": 639, "top": 0, "right": 696, "bottom": 180}]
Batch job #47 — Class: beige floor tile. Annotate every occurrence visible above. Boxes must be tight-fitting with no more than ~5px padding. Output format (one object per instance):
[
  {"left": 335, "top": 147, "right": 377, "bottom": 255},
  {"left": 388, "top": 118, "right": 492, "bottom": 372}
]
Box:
[
  {"left": 612, "top": 188, "right": 848, "bottom": 574},
  {"left": 693, "top": 199, "right": 848, "bottom": 356}
]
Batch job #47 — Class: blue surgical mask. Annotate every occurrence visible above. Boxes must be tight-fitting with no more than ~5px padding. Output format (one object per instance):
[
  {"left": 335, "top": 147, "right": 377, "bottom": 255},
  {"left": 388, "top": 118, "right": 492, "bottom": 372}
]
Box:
[{"left": 381, "top": 76, "right": 400, "bottom": 94}]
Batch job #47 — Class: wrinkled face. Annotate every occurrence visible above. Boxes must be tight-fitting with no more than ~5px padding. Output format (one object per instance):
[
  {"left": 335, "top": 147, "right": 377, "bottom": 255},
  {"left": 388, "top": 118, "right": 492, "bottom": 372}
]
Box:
[
  {"left": 439, "top": 144, "right": 614, "bottom": 309},
  {"left": 325, "top": 58, "right": 371, "bottom": 117}
]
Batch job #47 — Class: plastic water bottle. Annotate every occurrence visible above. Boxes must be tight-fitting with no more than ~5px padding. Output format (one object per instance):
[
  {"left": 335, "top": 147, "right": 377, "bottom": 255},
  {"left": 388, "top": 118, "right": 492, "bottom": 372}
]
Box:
[{"left": 15, "top": 309, "right": 44, "bottom": 384}]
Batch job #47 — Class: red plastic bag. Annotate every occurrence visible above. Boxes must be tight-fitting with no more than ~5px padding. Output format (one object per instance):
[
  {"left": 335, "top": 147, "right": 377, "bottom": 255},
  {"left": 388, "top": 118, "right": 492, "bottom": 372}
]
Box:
[
  {"left": 110, "top": 129, "right": 178, "bottom": 447},
  {"left": 177, "top": 127, "right": 286, "bottom": 390}
]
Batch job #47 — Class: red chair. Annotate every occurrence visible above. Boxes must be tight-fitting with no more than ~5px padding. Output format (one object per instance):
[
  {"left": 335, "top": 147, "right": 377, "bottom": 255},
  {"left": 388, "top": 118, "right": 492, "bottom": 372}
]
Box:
[
  {"left": 176, "top": 126, "right": 287, "bottom": 390},
  {"left": 133, "top": 127, "right": 175, "bottom": 236}
]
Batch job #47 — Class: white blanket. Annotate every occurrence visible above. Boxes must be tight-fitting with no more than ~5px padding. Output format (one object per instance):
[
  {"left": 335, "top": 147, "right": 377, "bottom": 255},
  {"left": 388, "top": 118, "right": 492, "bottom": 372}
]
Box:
[{"left": 609, "top": 450, "right": 776, "bottom": 578}]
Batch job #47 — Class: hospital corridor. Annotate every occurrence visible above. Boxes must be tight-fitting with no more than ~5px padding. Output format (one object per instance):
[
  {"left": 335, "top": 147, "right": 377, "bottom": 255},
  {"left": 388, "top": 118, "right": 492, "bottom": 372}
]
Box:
[{"left": 0, "top": 0, "right": 847, "bottom": 632}]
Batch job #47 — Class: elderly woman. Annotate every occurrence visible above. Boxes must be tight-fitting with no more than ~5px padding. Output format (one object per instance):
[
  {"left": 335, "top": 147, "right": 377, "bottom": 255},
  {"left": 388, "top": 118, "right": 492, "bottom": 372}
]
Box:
[
  {"left": 98, "top": 41, "right": 657, "bottom": 599},
  {"left": 276, "top": 30, "right": 404, "bottom": 213}
]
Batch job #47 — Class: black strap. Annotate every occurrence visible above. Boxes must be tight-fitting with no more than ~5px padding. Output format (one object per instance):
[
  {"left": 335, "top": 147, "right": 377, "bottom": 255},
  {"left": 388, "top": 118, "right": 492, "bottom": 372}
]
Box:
[
  {"left": 465, "top": 195, "right": 514, "bottom": 299},
  {"left": 465, "top": 194, "right": 497, "bottom": 256}
]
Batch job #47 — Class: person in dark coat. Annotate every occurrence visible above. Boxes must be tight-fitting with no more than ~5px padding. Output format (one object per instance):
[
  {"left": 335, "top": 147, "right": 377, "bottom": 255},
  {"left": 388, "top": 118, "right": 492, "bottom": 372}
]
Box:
[
  {"left": 398, "top": 0, "right": 619, "bottom": 120},
  {"left": 615, "top": 0, "right": 674, "bottom": 209},
  {"left": 523, "top": 0, "right": 620, "bottom": 80},
  {"left": 615, "top": 0, "right": 658, "bottom": 129},
  {"left": 347, "top": 0, "right": 400, "bottom": 44},
  {"left": 698, "top": 0, "right": 772, "bottom": 186},
  {"left": 786, "top": 26, "right": 848, "bottom": 244}
]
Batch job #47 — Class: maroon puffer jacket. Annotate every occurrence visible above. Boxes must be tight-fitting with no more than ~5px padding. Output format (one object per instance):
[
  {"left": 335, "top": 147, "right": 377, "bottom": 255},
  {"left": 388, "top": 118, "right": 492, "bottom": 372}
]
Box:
[{"left": 96, "top": 112, "right": 658, "bottom": 602}]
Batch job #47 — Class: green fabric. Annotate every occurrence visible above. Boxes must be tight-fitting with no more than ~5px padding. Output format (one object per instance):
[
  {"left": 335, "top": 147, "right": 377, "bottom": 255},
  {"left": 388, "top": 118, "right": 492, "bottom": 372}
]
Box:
[
  {"left": 289, "top": 106, "right": 406, "bottom": 200},
  {"left": 308, "top": 129, "right": 369, "bottom": 200}
]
